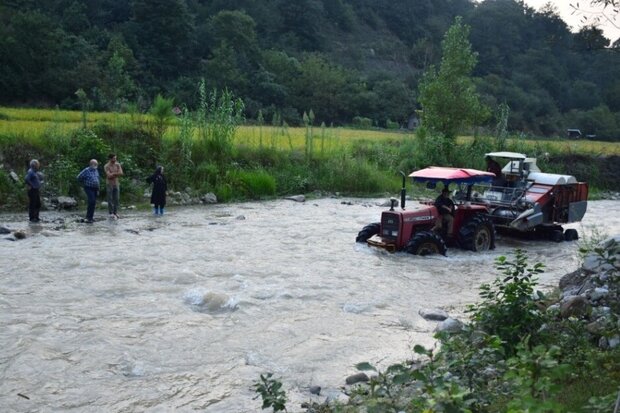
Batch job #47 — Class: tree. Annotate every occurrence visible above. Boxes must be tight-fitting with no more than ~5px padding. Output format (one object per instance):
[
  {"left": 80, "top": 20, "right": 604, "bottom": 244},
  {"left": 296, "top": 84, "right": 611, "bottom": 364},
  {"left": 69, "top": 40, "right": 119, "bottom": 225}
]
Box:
[
  {"left": 574, "top": 25, "right": 610, "bottom": 50},
  {"left": 418, "top": 16, "right": 489, "bottom": 143},
  {"left": 130, "top": 0, "right": 196, "bottom": 80},
  {"left": 290, "top": 54, "right": 351, "bottom": 124},
  {"left": 570, "top": 0, "right": 619, "bottom": 31}
]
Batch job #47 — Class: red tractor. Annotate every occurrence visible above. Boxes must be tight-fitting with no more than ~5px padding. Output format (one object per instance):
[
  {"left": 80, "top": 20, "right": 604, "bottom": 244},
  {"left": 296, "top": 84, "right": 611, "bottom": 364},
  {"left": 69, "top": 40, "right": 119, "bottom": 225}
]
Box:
[{"left": 356, "top": 167, "right": 497, "bottom": 255}]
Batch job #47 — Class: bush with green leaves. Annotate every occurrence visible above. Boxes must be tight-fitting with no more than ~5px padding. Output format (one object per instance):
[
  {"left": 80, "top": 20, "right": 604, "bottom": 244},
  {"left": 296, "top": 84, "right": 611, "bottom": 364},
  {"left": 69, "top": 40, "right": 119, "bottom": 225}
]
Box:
[
  {"left": 69, "top": 128, "right": 111, "bottom": 168},
  {"left": 352, "top": 116, "right": 373, "bottom": 129},
  {"left": 466, "top": 249, "right": 546, "bottom": 356},
  {"left": 253, "top": 373, "right": 288, "bottom": 412},
  {"left": 232, "top": 169, "right": 277, "bottom": 199},
  {"left": 46, "top": 156, "right": 80, "bottom": 196},
  {"left": 0, "top": 169, "right": 26, "bottom": 209}
]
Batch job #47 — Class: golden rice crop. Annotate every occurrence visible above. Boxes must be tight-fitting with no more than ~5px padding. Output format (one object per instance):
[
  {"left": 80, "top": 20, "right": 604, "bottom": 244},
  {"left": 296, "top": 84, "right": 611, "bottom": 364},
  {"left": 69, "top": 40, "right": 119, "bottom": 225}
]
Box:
[{"left": 1, "top": 107, "right": 618, "bottom": 155}]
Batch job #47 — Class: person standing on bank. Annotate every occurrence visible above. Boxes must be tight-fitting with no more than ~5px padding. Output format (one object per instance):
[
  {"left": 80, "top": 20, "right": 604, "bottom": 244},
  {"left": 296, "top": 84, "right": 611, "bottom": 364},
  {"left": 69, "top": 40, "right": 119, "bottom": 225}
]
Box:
[
  {"left": 25, "top": 159, "right": 42, "bottom": 222},
  {"left": 146, "top": 166, "right": 167, "bottom": 215},
  {"left": 104, "top": 153, "right": 124, "bottom": 219},
  {"left": 77, "top": 159, "right": 100, "bottom": 223}
]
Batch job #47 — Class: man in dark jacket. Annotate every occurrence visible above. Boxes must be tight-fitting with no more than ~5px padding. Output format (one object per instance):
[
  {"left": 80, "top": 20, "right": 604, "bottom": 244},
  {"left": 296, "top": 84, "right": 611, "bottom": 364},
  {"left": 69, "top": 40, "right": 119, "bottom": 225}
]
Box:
[
  {"left": 24, "top": 159, "right": 42, "bottom": 222},
  {"left": 432, "top": 187, "right": 455, "bottom": 238},
  {"left": 146, "top": 166, "right": 167, "bottom": 215}
]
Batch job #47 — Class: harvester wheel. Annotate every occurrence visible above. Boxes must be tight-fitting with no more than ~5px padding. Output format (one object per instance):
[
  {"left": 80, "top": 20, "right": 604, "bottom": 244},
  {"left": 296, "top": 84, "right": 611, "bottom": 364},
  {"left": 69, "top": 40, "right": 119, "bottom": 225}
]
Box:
[
  {"left": 458, "top": 214, "right": 496, "bottom": 252},
  {"left": 406, "top": 231, "right": 447, "bottom": 256},
  {"left": 564, "top": 229, "right": 579, "bottom": 241},
  {"left": 356, "top": 222, "right": 380, "bottom": 243},
  {"left": 550, "top": 230, "right": 564, "bottom": 243}
]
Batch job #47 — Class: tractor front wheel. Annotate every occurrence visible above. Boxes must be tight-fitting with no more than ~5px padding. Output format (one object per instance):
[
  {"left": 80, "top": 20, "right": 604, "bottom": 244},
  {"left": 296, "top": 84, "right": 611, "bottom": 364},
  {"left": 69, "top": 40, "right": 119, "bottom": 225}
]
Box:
[
  {"left": 356, "top": 222, "right": 380, "bottom": 243},
  {"left": 406, "top": 231, "right": 447, "bottom": 256},
  {"left": 458, "top": 214, "right": 496, "bottom": 252}
]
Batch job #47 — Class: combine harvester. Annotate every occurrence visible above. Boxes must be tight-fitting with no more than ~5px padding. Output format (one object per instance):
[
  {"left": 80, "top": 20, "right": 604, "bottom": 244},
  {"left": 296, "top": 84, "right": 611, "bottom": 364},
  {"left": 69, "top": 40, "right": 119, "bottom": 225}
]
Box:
[{"left": 473, "top": 152, "right": 588, "bottom": 242}]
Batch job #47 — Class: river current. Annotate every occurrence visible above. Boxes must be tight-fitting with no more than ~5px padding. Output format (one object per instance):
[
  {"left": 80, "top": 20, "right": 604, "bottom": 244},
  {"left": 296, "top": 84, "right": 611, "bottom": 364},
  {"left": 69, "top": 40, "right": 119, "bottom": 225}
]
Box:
[{"left": 1, "top": 198, "right": 619, "bottom": 412}]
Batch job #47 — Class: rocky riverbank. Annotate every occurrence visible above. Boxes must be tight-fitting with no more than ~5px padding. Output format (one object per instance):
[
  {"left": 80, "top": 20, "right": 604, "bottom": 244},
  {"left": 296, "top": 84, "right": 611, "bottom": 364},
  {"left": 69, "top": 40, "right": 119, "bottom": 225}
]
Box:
[{"left": 299, "top": 235, "right": 620, "bottom": 411}]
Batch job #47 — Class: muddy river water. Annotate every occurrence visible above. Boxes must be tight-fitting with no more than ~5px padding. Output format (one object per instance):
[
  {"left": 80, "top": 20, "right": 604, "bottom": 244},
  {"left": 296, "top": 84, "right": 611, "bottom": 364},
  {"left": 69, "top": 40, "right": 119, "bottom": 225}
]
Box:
[{"left": 1, "top": 198, "right": 619, "bottom": 412}]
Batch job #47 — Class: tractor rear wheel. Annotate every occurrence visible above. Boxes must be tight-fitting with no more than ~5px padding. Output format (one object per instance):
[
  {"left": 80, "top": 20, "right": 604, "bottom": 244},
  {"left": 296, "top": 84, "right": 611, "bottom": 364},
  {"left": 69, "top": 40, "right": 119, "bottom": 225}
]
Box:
[
  {"left": 564, "top": 229, "right": 579, "bottom": 241},
  {"left": 406, "top": 231, "right": 447, "bottom": 256},
  {"left": 550, "top": 230, "right": 564, "bottom": 243},
  {"left": 458, "top": 214, "right": 496, "bottom": 252},
  {"left": 356, "top": 222, "right": 380, "bottom": 243}
]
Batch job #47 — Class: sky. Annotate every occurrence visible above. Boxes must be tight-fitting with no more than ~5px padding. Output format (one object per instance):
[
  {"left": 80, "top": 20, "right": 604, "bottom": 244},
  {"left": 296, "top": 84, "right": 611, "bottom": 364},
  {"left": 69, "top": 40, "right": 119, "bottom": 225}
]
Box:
[{"left": 523, "top": 0, "right": 620, "bottom": 42}]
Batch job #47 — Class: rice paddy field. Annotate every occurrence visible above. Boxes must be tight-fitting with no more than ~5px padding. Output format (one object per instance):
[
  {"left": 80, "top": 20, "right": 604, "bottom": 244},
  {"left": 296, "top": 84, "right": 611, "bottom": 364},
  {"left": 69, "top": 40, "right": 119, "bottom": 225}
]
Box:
[{"left": 1, "top": 106, "right": 619, "bottom": 155}]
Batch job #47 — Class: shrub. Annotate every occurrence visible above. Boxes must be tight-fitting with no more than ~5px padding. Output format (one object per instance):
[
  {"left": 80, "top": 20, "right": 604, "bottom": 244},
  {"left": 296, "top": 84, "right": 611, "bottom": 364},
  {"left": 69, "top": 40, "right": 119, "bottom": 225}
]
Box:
[
  {"left": 69, "top": 128, "right": 111, "bottom": 167},
  {"left": 233, "top": 169, "right": 276, "bottom": 199},
  {"left": 319, "top": 154, "right": 391, "bottom": 194},
  {"left": 214, "top": 183, "right": 233, "bottom": 202},
  {"left": 253, "top": 373, "right": 287, "bottom": 412},
  {"left": 466, "top": 249, "right": 546, "bottom": 355},
  {"left": 352, "top": 116, "right": 373, "bottom": 129},
  {"left": 386, "top": 119, "right": 400, "bottom": 130},
  {"left": 46, "top": 156, "right": 80, "bottom": 196},
  {"left": 0, "top": 169, "right": 25, "bottom": 209}
]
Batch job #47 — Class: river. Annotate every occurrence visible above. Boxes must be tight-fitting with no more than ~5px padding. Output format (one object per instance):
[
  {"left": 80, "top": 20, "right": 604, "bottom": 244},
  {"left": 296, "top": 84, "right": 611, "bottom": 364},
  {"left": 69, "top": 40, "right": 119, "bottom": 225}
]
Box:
[{"left": 1, "top": 198, "right": 619, "bottom": 412}]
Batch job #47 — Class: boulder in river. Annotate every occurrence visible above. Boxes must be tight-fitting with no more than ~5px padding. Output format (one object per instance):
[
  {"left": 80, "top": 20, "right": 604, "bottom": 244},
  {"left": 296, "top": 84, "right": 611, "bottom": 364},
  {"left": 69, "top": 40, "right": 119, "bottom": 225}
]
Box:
[
  {"left": 285, "top": 195, "right": 305, "bottom": 202},
  {"left": 419, "top": 308, "right": 449, "bottom": 321}
]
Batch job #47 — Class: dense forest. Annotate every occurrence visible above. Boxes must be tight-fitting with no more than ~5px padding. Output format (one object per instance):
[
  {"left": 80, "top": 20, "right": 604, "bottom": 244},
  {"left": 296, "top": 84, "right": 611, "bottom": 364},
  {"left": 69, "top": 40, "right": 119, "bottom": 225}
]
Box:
[{"left": 1, "top": 0, "right": 619, "bottom": 139}]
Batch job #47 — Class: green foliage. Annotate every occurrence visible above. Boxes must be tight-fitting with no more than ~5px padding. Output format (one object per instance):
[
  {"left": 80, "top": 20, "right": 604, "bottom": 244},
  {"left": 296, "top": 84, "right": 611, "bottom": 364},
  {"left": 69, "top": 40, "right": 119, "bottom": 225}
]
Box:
[
  {"left": 466, "top": 249, "right": 546, "bottom": 355},
  {"left": 0, "top": 169, "right": 26, "bottom": 209},
  {"left": 504, "top": 343, "right": 567, "bottom": 412},
  {"left": 69, "top": 128, "right": 111, "bottom": 167},
  {"left": 319, "top": 154, "right": 392, "bottom": 194},
  {"left": 578, "top": 226, "right": 610, "bottom": 262},
  {"left": 2, "top": 1, "right": 620, "bottom": 138},
  {"left": 352, "top": 116, "right": 373, "bottom": 129},
  {"left": 46, "top": 156, "right": 80, "bottom": 196},
  {"left": 253, "top": 373, "right": 288, "bottom": 412},
  {"left": 233, "top": 169, "right": 277, "bottom": 199},
  {"left": 196, "top": 80, "right": 245, "bottom": 165},
  {"left": 385, "top": 119, "right": 399, "bottom": 130},
  {"left": 418, "top": 16, "right": 490, "bottom": 150},
  {"left": 213, "top": 183, "right": 233, "bottom": 203},
  {"left": 149, "top": 94, "right": 175, "bottom": 144}
]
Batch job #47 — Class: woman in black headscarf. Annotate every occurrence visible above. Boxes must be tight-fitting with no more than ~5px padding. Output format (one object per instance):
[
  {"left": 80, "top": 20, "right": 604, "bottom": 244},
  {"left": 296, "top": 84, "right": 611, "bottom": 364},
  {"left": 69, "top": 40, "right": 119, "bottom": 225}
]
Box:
[{"left": 146, "top": 166, "right": 167, "bottom": 215}]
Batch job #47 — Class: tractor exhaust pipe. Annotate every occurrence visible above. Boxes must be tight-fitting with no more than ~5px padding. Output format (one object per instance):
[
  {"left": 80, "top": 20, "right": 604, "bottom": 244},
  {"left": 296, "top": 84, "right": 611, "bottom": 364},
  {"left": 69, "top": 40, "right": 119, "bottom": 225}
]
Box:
[{"left": 400, "top": 171, "right": 406, "bottom": 209}]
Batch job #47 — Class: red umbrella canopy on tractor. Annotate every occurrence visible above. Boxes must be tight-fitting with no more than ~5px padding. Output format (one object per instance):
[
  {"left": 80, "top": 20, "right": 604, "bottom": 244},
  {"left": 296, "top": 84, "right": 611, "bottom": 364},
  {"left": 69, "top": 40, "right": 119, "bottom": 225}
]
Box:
[{"left": 409, "top": 167, "right": 495, "bottom": 185}]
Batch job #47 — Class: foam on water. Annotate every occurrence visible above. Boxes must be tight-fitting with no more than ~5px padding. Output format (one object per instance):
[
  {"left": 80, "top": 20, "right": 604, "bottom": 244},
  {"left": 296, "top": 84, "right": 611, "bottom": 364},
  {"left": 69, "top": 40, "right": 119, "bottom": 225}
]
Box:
[{"left": 183, "top": 289, "right": 238, "bottom": 313}]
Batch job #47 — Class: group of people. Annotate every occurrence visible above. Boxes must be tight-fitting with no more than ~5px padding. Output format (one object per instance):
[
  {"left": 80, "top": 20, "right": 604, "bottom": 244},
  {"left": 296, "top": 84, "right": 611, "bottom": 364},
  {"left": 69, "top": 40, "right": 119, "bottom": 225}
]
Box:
[{"left": 25, "top": 154, "right": 168, "bottom": 223}]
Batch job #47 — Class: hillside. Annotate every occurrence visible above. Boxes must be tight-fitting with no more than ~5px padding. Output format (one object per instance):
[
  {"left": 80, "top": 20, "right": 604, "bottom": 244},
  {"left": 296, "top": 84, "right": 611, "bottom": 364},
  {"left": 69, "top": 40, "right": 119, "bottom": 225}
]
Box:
[{"left": 1, "top": 0, "right": 619, "bottom": 138}]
